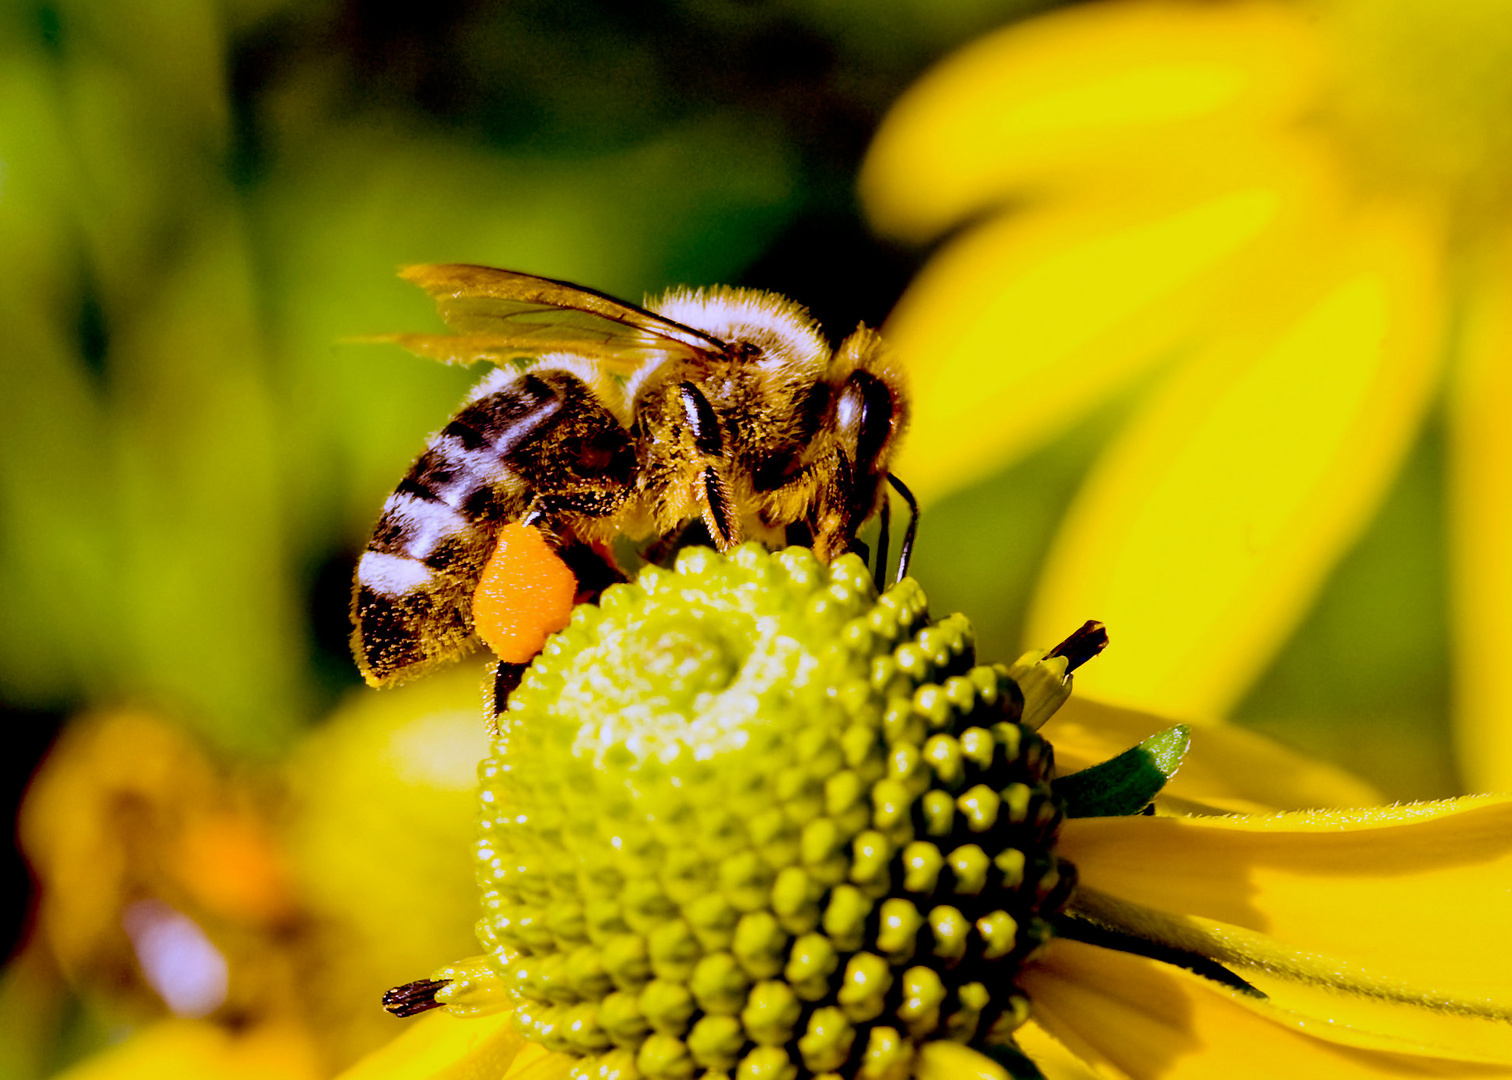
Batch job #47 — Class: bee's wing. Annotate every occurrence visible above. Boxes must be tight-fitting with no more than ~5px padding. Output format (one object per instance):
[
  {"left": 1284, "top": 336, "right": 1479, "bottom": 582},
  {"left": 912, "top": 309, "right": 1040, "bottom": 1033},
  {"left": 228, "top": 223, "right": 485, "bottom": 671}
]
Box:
[{"left": 378, "top": 264, "right": 727, "bottom": 375}]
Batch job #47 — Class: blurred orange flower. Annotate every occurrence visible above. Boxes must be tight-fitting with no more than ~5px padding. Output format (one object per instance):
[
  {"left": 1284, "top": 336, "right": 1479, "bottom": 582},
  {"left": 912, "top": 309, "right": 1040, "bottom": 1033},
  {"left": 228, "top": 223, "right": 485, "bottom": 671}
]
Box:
[{"left": 17, "top": 665, "right": 492, "bottom": 1079}]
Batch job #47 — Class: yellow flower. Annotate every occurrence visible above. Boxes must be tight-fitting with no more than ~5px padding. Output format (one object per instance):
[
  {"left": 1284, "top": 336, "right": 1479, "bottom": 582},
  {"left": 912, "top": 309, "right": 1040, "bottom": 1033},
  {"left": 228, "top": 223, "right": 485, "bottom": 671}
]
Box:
[
  {"left": 329, "top": 548, "right": 1512, "bottom": 1080},
  {"left": 859, "top": 0, "right": 1512, "bottom": 790},
  {"left": 347, "top": 791, "right": 1512, "bottom": 1080}
]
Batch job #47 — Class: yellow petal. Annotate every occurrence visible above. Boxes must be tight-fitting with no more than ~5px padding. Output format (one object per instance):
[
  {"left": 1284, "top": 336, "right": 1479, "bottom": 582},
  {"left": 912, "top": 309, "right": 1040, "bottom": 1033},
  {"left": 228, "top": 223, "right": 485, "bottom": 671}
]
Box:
[
  {"left": 1021, "top": 938, "right": 1512, "bottom": 1079},
  {"left": 1015, "top": 1020, "right": 1111, "bottom": 1079},
  {"left": 1236, "top": 966, "right": 1512, "bottom": 1066},
  {"left": 503, "top": 1042, "right": 578, "bottom": 1080},
  {"left": 52, "top": 1019, "right": 322, "bottom": 1080},
  {"left": 1447, "top": 232, "right": 1512, "bottom": 793},
  {"left": 916, "top": 1040, "right": 1011, "bottom": 1080},
  {"left": 335, "top": 1009, "right": 545, "bottom": 1080},
  {"left": 1066, "top": 885, "right": 1512, "bottom": 1064},
  {"left": 887, "top": 180, "right": 1286, "bottom": 499},
  {"left": 1057, "top": 796, "right": 1512, "bottom": 1008},
  {"left": 1048, "top": 696, "right": 1382, "bottom": 812},
  {"left": 1027, "top": 199, "right": 1445, "bottom": 717},
  {"left": 861, "top": 0, "right": 1320, "bottom": 242},
  {"left": 282, "top": 662, "right": 493, "bottom": 1022}
]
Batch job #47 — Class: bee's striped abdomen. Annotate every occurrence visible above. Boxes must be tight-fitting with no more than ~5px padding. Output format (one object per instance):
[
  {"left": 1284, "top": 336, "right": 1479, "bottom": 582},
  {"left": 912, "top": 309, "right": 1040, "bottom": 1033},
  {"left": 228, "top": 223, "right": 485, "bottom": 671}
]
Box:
[
  {"left": 352, "top": 374, "right": 564, "bottom": 686},
  {"left": 352, "top": 370, "right": 645, "bottom": 688}
]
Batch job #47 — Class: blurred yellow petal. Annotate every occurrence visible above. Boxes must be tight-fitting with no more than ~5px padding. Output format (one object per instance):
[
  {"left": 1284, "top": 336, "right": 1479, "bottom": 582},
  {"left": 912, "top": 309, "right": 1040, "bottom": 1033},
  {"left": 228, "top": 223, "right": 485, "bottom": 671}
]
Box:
[
  {"left": 1048, "top": 696, "right": 1381, "bottom": 812},
  {"left": 861, "top": 0, "right": 1320, "bottom": 242},
  {"left": 1022, "top": 938, "right": 1512, "bottom": 1079},
  {"left": 1058, "top": 796, "right": 1512, "bottom": 1006},
  {"left": 283, "top": 664, "right": 493, "bottom": 1065},
  {"left": 1448, "top": 231, "right": 1512, "bottom": 793},
  {"left": 334, "top": 1009, "right": 539, "bottom": 1080},
  {"left": 888, "top": 181, "right": 1286, "bottom": 499},
  {"left": 1027, "top": 200, "right": 1445, "bottom": 717},
  {"left": 51, "top": 1019, "right": 322, "bottom": 1080}
]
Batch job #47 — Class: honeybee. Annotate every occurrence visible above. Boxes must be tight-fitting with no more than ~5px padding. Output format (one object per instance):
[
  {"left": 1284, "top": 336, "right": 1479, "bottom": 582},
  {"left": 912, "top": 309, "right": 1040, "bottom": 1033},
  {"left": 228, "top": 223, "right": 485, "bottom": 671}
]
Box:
[{"left": 351, "top": 264, "right": 913, "bottom": 704}]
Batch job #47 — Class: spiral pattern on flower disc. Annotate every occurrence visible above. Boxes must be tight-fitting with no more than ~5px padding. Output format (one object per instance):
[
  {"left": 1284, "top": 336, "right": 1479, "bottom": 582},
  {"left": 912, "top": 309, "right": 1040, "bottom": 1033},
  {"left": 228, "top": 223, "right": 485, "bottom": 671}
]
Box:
[{"left": 460, "top": 544, "right": 1076, "bottom": 1080}]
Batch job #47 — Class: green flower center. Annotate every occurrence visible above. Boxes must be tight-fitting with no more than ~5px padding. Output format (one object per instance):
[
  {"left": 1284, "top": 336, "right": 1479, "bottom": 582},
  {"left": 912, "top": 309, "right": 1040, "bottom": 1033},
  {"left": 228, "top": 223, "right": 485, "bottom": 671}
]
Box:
[{"left": 458, "top": 545, "right": 1076, "bottom": 1080}]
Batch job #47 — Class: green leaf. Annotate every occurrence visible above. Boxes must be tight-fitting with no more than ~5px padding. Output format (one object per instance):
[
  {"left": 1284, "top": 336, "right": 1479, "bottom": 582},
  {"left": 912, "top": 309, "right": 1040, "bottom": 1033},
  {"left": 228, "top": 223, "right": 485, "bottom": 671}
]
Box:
[{"left": 1052, "top": 724, "right": 1191, "bottom": 817}]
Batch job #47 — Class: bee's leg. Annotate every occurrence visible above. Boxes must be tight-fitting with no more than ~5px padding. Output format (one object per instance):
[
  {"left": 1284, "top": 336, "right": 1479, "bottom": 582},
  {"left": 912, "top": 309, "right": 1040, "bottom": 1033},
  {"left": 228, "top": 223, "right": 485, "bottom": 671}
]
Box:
[
  {"left": 484, "top": 660, "right": 526, "bottom": 739},
  {"left": 700, "top": 464, "right": 739, "bottom": 549},
  {"left": 557, "top": 537, "right": 628, "bottom": 599},
  {"left": 806, "top": 367, "right": 906, "bottom": 568},
  {"left": 474, "top": 367, "right": 628, "bottom": 723},
  {"left": 517, "top": 491, "right": 630, "bottom": 596},
  {"left": 641, "top": 517, "right": 716, "bottom": 566},
  {"left": 886, "top": 473, "right": 919, "bottom": 585},
  {"left": 806, "top": 450, "right": 856, "bottom": 564},
  {"left": 873, "top": 490, "right": 892, "bottom": 590},
  {"left": 479, "top": 517, "right": 625, "bottom": 732},
  {"left": 784, "top": 520, "right": 815, "bottom": 549},
  {"left": 678, "top": 383, "right": 741, "bottom": 549}
]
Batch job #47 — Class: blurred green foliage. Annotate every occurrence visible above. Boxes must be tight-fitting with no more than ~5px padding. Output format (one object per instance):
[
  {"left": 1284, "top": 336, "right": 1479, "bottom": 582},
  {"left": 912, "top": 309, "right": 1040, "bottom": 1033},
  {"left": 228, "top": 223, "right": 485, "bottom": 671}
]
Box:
[{"left": 0, "top": 0, "right": 1053, "bottom": 756}]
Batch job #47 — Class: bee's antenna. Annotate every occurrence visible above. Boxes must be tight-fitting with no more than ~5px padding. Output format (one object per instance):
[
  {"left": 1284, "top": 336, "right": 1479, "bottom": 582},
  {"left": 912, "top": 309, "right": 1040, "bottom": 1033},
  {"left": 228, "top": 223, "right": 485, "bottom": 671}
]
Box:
[
  {"left": 887, "top": 473, "right": 918, "bottom": 586},
  {"left": 873, "top": 489, "right": 892, "bottom": 590}
]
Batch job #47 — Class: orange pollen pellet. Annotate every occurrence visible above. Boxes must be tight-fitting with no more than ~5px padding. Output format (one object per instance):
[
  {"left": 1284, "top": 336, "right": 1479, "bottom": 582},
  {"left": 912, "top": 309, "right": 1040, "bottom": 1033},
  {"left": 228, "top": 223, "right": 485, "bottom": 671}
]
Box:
[{"left": 472, "top": 523, "right": 579, "bottom": 663}]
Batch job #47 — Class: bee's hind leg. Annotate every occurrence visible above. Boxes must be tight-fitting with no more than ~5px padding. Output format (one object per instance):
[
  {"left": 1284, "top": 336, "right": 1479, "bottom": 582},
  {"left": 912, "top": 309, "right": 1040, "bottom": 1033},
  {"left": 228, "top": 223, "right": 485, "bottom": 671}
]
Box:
[
  {"left": 487, "top": 499, "right": 627, "bottom": 729},
  {"left": 556, "top": 536, "right": 628, "bottom": 600},
  {"left": 484, "top": 660, "right": 526, "bottom": 740},
  {"left": 517, "top": 494, "right": 631, "bottom": 601},
  {"left": 480, "top": 530, "right": 624, "bottom": 734}
]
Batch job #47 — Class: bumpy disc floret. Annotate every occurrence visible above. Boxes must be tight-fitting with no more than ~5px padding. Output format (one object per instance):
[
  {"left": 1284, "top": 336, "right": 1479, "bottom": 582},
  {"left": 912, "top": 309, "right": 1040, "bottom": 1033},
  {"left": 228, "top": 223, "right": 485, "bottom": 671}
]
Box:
[{"left": 445, "top": 545, "right": 1078, "bottom": 1080}]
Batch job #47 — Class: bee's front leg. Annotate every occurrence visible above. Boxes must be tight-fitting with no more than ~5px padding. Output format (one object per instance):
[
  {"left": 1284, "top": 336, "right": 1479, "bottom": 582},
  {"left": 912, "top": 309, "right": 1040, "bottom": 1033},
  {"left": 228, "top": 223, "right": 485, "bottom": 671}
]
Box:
[{"left": 675, "top": 382, "right": 742, "bottom": 551}]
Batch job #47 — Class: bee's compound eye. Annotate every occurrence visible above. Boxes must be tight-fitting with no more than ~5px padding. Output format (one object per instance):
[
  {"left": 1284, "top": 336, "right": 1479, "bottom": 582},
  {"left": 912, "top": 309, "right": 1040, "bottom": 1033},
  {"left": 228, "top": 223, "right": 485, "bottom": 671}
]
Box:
[
  {"left": 473, "top": 523, "right": 579, "bottom": 663},
  {"left": 836, "top": 371, "right": 897, "bottom": 466}
]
